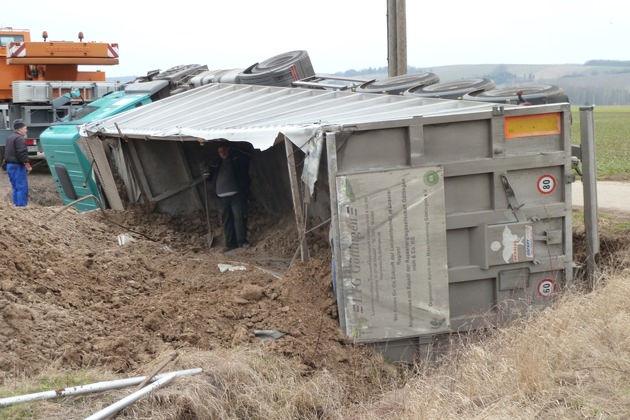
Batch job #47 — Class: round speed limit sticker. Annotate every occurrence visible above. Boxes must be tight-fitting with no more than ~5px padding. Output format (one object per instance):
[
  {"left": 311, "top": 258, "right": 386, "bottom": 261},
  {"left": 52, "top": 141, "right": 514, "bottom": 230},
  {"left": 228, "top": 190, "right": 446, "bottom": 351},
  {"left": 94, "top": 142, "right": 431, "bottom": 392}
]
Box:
[
  {"left": 537, "top": 174, "right": 556, "bottom": 195},
  {"left": 537, "top": 279, "right": 556, "bottom": 297}
]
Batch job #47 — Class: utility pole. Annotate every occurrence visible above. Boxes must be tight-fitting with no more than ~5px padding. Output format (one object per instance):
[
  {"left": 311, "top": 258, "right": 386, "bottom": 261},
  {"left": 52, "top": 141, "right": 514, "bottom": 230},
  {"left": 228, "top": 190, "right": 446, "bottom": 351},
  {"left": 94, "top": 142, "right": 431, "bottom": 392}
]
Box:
[{"left": 387, "top": 0, "right": 407, "bottom": 77}]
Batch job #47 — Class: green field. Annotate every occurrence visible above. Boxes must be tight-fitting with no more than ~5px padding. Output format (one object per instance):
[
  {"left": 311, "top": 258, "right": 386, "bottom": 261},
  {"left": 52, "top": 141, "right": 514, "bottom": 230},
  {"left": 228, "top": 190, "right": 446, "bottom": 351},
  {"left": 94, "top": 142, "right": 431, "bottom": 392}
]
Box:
[{"left": 571, "top": 106, "right": 630, "bottom": 180}]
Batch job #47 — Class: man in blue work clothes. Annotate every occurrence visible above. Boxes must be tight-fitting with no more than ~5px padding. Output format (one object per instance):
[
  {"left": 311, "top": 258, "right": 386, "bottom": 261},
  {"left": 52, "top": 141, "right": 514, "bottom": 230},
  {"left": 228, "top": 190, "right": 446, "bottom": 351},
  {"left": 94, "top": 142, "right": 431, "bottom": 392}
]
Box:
[
  {"left": 205, "top": 140, "right": 252, "bottom": 253},
  {"left": 4, "top": 119, "right": 32, "bottom": 206}
]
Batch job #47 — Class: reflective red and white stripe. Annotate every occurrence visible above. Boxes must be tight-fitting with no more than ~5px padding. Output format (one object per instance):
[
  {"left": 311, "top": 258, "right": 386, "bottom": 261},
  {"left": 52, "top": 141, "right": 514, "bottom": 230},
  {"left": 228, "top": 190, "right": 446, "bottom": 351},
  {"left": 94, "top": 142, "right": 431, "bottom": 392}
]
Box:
[
  {"left": 8, "top": 42, "right": 26, "bottom": 58},
  {"left": 108, "top": 43, "right": 119, "bottom": 58}
]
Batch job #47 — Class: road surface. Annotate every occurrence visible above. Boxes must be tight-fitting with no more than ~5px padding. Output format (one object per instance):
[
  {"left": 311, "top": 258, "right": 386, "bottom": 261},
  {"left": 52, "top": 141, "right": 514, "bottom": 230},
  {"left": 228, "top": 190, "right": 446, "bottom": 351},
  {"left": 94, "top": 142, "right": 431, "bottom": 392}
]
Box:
[{"left": 572, "top": 180, "right": 630, "bottom": 213}]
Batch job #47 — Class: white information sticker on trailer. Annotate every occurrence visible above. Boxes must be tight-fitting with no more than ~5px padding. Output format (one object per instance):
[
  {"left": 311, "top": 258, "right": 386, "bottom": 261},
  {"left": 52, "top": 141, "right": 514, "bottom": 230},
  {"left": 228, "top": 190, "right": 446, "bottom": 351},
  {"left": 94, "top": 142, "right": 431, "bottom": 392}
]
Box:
[{"left": 336, "top": 167, "right": 450, "bottom": 341}]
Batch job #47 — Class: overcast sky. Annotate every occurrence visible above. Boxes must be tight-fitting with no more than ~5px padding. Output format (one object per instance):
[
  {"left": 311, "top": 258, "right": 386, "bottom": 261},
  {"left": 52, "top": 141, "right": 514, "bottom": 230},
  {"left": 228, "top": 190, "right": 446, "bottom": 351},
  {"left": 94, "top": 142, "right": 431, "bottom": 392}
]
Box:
[{"left": 5, "top": 0, "right": 628, "bottom": 78}]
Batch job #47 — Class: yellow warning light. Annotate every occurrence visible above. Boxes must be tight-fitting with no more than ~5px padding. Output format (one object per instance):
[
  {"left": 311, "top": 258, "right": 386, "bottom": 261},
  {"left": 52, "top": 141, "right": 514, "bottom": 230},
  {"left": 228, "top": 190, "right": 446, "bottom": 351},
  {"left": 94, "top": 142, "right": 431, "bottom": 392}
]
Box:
[{"left": 505, "top": 113, "right": 561, "bottom": 139}]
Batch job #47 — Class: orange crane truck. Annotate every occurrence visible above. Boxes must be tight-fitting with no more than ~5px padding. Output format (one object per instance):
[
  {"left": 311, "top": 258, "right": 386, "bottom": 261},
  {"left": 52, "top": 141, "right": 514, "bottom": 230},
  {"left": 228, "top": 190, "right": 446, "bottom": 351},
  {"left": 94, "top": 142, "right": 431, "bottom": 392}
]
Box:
[{"left": 0, "top": 27, "right": 120, "bottom": 160}]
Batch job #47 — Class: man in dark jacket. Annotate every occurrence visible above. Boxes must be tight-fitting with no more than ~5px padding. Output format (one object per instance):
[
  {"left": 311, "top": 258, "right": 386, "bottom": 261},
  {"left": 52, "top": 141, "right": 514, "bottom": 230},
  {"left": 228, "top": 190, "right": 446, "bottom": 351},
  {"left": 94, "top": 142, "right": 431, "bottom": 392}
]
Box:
[
  {"left": 4, "top": 119, "right": 32, "bottom": 206},
  {"left": 206, "top": 140, "right": 252, "bottom": 252}
]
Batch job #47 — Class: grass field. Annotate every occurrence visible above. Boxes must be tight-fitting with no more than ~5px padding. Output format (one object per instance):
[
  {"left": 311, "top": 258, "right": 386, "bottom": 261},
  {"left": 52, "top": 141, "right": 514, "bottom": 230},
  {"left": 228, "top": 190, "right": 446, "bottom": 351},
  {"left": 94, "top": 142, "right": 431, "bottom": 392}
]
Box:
[{"left": 572, "top": 106, "right": 630, "bottom": 180}]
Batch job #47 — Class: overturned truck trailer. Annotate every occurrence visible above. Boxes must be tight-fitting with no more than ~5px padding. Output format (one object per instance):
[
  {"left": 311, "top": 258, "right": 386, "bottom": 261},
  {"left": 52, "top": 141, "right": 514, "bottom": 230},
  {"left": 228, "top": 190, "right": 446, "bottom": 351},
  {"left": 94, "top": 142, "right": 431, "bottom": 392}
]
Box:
[
  {"left": 78, "top": 83, "right": 574, "bottom": 361},
  {"left": 327, "top": 107, "right": 573, "bottom": 360}
]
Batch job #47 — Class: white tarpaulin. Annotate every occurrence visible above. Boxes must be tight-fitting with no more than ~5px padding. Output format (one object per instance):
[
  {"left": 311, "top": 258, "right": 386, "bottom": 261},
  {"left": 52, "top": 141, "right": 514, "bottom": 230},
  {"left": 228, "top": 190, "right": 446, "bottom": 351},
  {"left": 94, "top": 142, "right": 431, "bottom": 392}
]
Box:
[{"left": 78, "top": 82, "right": 507, "bottom": 154}]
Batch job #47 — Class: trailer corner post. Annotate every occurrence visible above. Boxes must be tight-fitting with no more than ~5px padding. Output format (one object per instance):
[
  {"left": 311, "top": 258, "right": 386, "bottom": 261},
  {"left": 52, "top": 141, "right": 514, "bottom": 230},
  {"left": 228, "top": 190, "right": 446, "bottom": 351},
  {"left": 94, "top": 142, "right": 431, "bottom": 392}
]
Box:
[
  {"left": 284, "top": 136, "right": 308, "bottom": 262},
  {"left": 325, "top": 131, "right": 346, "bottom": 333}
]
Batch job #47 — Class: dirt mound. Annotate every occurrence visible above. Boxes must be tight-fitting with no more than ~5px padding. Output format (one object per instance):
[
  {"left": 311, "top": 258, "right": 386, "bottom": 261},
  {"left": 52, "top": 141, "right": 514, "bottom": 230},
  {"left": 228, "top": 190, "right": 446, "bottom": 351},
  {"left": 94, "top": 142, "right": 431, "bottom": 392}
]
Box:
[{"left": 0, "top": 171, "right": 374, "bottom": 386}]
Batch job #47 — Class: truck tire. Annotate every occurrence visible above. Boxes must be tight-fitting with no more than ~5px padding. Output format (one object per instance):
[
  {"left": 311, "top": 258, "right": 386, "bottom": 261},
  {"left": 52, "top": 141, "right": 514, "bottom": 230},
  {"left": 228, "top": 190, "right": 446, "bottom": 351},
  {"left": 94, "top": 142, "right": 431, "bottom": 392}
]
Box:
[
  {"left": 236, "top": 50, "right": 315, "bottom": 87},
  {"left": 404, "top": 78, "right": 495, "bottom": 99},
  {"left": 354, "top": 73, "right": 439, "bottom": 95},
  {"left": 463, "top": 85, "right": 569, "bottom": 105}
]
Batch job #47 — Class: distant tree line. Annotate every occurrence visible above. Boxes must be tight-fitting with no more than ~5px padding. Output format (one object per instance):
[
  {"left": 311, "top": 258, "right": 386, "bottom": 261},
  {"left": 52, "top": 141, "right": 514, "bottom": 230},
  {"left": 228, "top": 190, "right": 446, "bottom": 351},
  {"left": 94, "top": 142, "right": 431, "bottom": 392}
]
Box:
[
  {"left": 549, "top": 81, "right": 630, "bottom": 106},
  {"left": 584, "top": 59, "right": 630, "bottom": 67},
  {"left": 335, "top": 66, "right": 428, "bottom": 77},
  {"left": 482, "top": 64, "right": 519, "bottom": 84}
]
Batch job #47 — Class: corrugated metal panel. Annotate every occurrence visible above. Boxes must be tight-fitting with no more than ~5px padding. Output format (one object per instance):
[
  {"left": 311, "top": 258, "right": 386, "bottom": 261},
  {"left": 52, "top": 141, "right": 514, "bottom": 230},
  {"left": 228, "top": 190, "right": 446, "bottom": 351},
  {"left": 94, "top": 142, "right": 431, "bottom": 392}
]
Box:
[{"left": 81, "top": 83, "right": 517, "bottom": 150}]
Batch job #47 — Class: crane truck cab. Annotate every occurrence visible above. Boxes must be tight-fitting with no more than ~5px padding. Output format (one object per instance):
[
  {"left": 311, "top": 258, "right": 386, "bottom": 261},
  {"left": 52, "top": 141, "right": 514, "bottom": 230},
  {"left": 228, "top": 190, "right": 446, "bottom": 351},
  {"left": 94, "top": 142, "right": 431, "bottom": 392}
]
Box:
[{"left": 0, "top": 27, "right": 120, "bottom": 161}]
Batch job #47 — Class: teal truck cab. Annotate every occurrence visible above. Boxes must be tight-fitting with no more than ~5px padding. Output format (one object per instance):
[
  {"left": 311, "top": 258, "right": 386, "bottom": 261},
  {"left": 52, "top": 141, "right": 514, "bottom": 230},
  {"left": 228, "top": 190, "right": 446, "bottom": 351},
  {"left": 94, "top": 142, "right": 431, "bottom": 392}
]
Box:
[
  {"left": 40, "top": 79, "right": 172, "bottom": 211},
  {"left": 41, "top": 64, "right": 209, "bottom": 211}
]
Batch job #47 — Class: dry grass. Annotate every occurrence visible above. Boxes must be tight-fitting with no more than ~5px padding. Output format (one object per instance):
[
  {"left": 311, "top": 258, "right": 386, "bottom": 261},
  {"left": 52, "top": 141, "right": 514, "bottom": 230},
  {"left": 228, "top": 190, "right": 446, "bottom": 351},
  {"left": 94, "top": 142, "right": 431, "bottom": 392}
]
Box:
[
  {"left": 118, "top": 348, "right": 351, "bottom": 419},
  {"left": 1, "top": 347, "right": 352, "bottom": 419},
  {"left": 353, "top": 272, "right": 630, "bottom": 419}
]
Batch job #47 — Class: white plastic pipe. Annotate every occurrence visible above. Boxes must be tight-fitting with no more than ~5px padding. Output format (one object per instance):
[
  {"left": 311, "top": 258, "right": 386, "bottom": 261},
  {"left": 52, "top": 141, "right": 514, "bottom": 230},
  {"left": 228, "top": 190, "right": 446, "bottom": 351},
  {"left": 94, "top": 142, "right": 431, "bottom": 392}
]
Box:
[
  {"left": 0, "top": 368, "right": 201, "bottom": 408},
  {"left": 84, "top": 372, "right": 177, "bottom": 420}
]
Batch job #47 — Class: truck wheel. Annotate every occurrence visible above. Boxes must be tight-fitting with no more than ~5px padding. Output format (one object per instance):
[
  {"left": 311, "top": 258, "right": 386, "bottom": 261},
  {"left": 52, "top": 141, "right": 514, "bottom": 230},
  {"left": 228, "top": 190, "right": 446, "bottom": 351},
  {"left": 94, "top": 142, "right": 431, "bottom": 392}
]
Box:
[
  {"left": 463, "top": 85, "right": 569, "bottom": 105},
  {"left": 236, "top": 50, "right": 315, "bottom": 87},
  {"left": 404, "top": 78, "right": 495, "bottom": 99},
  {"left": 355, "top": 73, "right": 439, "bottom": 95}
]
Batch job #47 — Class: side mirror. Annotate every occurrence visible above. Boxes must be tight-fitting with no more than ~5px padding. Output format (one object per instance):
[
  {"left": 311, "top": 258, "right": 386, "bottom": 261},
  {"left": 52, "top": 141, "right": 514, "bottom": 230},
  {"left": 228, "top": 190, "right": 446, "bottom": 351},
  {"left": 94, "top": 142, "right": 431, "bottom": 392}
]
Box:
[
  {"left": 51, "top": 88, "right": 82, "bottom": 108},
  {"left": 51, "top": 93, "right": 71, "bottom": 108}
]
